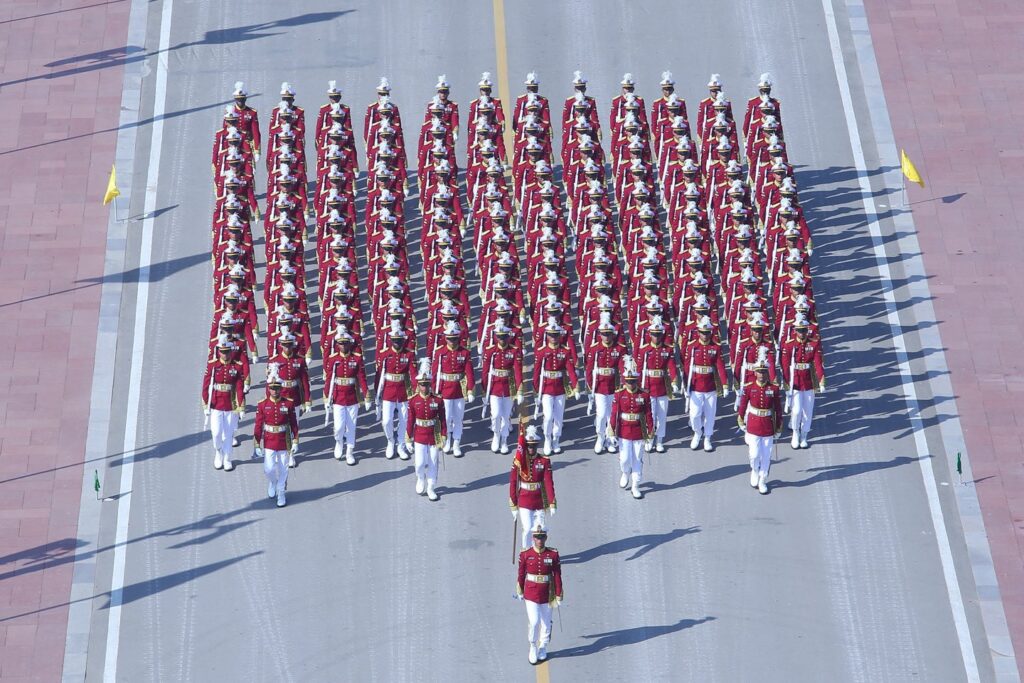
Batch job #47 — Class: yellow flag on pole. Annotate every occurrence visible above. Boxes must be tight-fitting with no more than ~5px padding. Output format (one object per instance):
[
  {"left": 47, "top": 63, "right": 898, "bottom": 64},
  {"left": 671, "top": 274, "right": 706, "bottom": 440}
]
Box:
[
  {"left": 103, "top": 165, "right": 120, "bottom": 205},
  {"left": 900, "top": 149, "right": 924, "bottom": 188}
]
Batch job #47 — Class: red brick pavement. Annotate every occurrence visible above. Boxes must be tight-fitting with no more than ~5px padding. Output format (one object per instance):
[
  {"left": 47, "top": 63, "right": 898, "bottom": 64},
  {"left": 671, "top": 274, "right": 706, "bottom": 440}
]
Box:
[
  {"left": 865, "top": 0, "right": 1024, "bottom": 670},
  {"left": 0, "top": 0, "right": 131, "bottom": 679}
]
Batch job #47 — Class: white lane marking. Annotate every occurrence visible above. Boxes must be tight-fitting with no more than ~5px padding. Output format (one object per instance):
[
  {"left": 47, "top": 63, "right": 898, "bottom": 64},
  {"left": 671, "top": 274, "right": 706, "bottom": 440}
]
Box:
[
  {"left": 820, "top": 0, "right": 980, "bottom": 680},
  {"left": 102, "top": 0, "right": 174, "bottom": 679}
]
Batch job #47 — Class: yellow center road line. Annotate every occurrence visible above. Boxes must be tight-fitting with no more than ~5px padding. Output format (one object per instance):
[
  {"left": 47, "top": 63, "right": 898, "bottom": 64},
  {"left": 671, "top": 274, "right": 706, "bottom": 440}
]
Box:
[
  {"left": 491, "top": 0, "right": 515, "bottom": 162},
  {"left": 494, "top": 6, "right": 553, "bottom": 680}
]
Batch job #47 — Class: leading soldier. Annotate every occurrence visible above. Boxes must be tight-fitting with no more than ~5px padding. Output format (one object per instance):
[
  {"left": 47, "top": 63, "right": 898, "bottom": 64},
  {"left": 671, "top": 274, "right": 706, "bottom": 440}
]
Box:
[{"left": 516, "top": 524, "right": 563, "bottom": 665}]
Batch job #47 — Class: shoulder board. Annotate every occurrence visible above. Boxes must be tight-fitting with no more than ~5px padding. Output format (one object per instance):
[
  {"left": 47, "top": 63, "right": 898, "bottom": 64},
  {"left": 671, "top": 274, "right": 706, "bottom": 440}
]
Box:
[{"left": 546, "top": 547, "right": 558, "bottom": 553}]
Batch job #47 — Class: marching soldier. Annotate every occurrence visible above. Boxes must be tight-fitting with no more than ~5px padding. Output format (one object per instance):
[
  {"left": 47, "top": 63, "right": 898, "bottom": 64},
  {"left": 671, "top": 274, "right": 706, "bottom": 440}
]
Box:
[
  {"left": 325, "top": 330, "right": 370, "bottom": 465},
  {"left": 407, "top": 359, "right": 446, "bottom": 501},
  {"left": 780, "top": 314, "right": 825, "bottom": 449},
  {"left": 516, "top": 524, "right": 563, "bottom": 665},
  {"left": 433, "top": 320, "right": 475, "bottom": 457},
  {"left": 201, "top": 335, "right": 246, "bottom": 471},
  {"left": 509, "top": 425, "right": 556, "bottom": 549},
  {"left": 254, "top": 368, "right": 299, "bottom": 508},
  {"left": 681, "top": 316, "right": 729, "bottom": 452},
  {"left": 610, "top": 356, "right": 654, "bottom": 499},
  {"left": 482, "top": 323, "right": 524, "bottom": 453},
  {"left": 267, "top": 334, "right": 312, "bottom": 468},
  {"left": 376, "top": 321, "right": 415, "bottom": 460},
  {"left": 533, "top": 323, "right": 580, "bottom": 456},
  {"left": 737, "top": 349, "right": 783, "bottom": 494}
]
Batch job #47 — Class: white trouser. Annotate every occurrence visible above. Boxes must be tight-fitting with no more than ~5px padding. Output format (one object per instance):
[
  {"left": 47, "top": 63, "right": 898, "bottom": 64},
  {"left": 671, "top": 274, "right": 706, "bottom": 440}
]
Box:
[
  {"left": 332, "top": 404, "right": 359, "bottom": 456},
  {"left": 651, "top": 395, "right": 668, "bottom": 441},
  {"left": 593, "top": 392, "right": 614, "bottom": 441},
  {"left": 518, "top": 507, "right": 547, "bottom": 549},
  {"left": 790, "top": 390, "right": 815, "bottom": 434},
  {"left": 541, "top": 394, "right": 566, "bottom": 443},
  {"left": 490, "top": 395, "right": 513, "bottom": 441},
  {"left": 745, "top": 433, "right": 773, "bottom": 476},
  {"left": 381, "top": 400, "right": 408, "bottom": 443},
  {"left": 263, "top": 449, "right": 288, "bottom": 490},
  {"left": 526, "top": 600, "right": 553, "bottom": 647},
  {"left": 688, "top": 391, "right": 718, "bottom": 436},
  {"left": 413, "top": 442, "right": 439, "bottom": 482},
  {"left": 443, "top": 398, "right": 465, "bottom": 441},
  {"left": 618, "top": 439, "right": 644, "bottom": 478},
  {"left": 209, "top": 409, "right": 238, "bottom": 458}
]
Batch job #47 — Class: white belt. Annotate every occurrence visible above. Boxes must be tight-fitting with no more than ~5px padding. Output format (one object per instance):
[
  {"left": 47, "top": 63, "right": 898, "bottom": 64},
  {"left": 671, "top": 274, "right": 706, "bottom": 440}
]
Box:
[
  {"left": 525, "top": 573, "right": 550, "bottom": 583},
  {"left": 543, "top": 371, "right": 563, "bottom": 379},
  {"left": 213, "top": 383, "right": 233, "bottom": 391},
  {"left": 415, "top": 418, "right": 436, "bottom": 427},
  {"left": 279, "top": 380, "right": 298, "bottom": 388},
  {"left": 645, "top": 369, "right": 664, "bottom": 377},
  {"left": 490, "top": 369, "right": 510, "bottom": 377},
  {"left": 439, "top": 372, "right": 462, "bottom": 382},
  {"left": 748, "top": 407, "right": 773, "bottom": 417},
  {"left": 793, "top": 362, "right": 810, "bottom": 370},
  {"left": 595, "top": 368, "right": 615, "bottom": 375},
  {"left": 520, "top": 482, "right": 541, "bottom": 491},
  {"left": 264, "top": 425, "right": 287, "bottom": 433},
  {"left": 334, "top": 377, "right": 356, "bottom": 386},
  {"left": 621, "top": 412, "right": 640, "bottom": 421},
  {"left": 692, "top": 365, "right": 713, "bottom": 375},
  {"left": 384, "top": 372, "right": 406, "bottom": 382}
]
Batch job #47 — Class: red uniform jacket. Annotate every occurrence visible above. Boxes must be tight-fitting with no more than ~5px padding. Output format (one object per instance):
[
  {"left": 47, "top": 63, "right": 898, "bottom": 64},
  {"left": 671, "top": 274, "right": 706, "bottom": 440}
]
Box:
[
  {"left": 510, "top": 448, "right": 555, "bottom": 511},
  {"left": 432, "top": 346, "right": 475, "bottom": 399},
  {"left": 738, "top": 381, "right": 783, "bottom": 436},
  {"left": 586, "top": 344, "right": 623, "bottom": 395},
  {"left": 254, "top": 397, "right": 299, "bottom": 451},
  {"left": 376, "top": 348, "right": 415, "bottom": 402},
  {"left": 780, "top": 338, "right": 824, "bottom": 391},
  {"left": 268, "top": 353, "right": 311, "bottom": 406},
  {"left": 683, "top": 340, "right": 729, "bottom": 394},
  {"left": 407, "top": 392, "right": 447, "bottom": 445},
  {"left": 482, "top": 346, "right": 523, "bottom": 398},
  {"left": 517, "top": 546, "right": 563, "bottom": 604},
  {"left": 611, "top": 388, "right": 653, "bottom": 441},
  {"left": 639, "top": 344, "right": 679, "bottom": 398},
  {"left": 534, "top": 346, "right": 578, "bottom": 396},
  {"left": 201, "top": 359, "right": 246, "bottom": 411},
  {"left": 326, "top": 352, "right": 369, "bottom": 406}
]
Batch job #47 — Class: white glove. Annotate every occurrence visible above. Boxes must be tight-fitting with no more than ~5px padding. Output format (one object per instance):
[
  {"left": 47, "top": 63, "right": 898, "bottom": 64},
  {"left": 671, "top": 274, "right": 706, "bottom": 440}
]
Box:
[
  {"left": 203, "top": 408, "right": 210, "bottom": 417},
  {"left": 290, "top": 443, "right": 298, "bottom": 455},
  {"left": 363, "top": 399, "right": 372, "bottom": 411},
  {"left": 256, "top": 447, "right": 264, "bottom": 458},
  {"left": 251, "top": 354, "right": 258, "bottom": 363},
  {"left": 721, "top": 387, "right": 730, "bottom": 398},
  {"left": 547, "top": 506, "right": 556, "bottom": 517},
  {"left": 466, "top": 391, "right": 475, "bottom": 404},
  {"left": 516, "top": 392, "right": 523, "bottom": 405},
  {"left": 511, "top": 508, "right": 519, "bottom": 519},
  {"left": 515, "top": 593, "right": 524, "bottom": 601}
]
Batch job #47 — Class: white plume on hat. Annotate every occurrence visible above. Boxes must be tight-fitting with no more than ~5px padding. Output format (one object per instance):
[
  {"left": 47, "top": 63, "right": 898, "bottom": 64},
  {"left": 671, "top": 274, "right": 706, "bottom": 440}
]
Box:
[
  {"left": 525, "top": 71, "right": 539, "bottom": 85},
  {"left": 327, "top": 80, "right": 339, "bottom": 94},
  {"left": 233, "top": 81, "right": 247, "bottom": 96},
  {"left": 573, "top": 70, "right": 587, "bottom": 84},
  {"left": 660, "top": 70, "right": 675, "bottom": 86},
  {"left": 266, "top": 362, "right": 281, "bottom": 384},
  {"left": 622, "top": 355, "right": 639, "bottom": 377},
  {"left": 436, "top": 74, "right": 448, "bottom": 88},
  {"left": 280, "top": 82, "right": 294, "bottom": 95},
  {"left": 378, "top": 77, "right": 391, "bottom": 90},
  {"left": 759, "top": 72, "right": 773, "bottom": 87},
  {"left": 526, "top": 425, "right": 541, "bottom": 441},
  {"left": 708, "top": 73, "right": 721, "bottom": 87}
]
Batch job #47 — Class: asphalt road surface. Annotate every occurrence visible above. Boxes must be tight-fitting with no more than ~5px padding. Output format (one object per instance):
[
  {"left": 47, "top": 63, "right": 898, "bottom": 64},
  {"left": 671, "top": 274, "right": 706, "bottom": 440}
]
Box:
[{"left": 75, "top": 0, "right": 1002, "bottom": 681}]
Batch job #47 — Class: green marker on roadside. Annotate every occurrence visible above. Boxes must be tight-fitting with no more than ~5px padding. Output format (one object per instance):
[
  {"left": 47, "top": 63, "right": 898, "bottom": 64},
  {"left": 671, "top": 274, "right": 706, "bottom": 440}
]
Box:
[{"left": 94, "top": 470, "right": 101, "bottom": 500}]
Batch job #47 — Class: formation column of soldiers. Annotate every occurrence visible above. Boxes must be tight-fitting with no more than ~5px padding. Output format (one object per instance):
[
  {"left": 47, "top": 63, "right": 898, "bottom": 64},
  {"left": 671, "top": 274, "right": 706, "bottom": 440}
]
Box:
[{"left": 200, "top": 70, "right": 826, "bottom": 664}]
